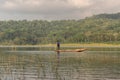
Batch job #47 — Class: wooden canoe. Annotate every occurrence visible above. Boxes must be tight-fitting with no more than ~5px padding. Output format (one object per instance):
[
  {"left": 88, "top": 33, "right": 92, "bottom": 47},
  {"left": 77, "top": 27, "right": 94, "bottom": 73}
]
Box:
[{"left": 55, "top": 48, "right": 86, "bottom": 52}]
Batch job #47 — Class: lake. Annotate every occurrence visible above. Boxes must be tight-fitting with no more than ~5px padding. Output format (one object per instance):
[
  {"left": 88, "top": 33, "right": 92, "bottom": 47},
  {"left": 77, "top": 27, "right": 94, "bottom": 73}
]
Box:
[{"left": 0, "top": 47, "right": 120, "bottom": 80}]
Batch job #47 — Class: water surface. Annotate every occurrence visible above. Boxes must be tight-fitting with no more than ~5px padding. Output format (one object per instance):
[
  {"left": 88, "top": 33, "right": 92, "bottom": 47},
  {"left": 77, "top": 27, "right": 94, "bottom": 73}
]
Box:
[{"left": 0, "top": 47, "right": 120, "bottom": 80}]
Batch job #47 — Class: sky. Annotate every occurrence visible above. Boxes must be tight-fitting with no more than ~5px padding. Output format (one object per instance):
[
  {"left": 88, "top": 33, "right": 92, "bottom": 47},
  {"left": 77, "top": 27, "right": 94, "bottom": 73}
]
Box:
[{"left": 0, "top": 0, "right": 120, "bottom": 20}]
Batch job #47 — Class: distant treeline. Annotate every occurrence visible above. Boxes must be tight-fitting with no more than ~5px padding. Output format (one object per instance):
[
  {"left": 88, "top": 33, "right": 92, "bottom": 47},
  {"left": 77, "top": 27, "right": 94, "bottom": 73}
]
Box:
[{"left": 0, "top": 13, "right": 120, "bottom": 45}]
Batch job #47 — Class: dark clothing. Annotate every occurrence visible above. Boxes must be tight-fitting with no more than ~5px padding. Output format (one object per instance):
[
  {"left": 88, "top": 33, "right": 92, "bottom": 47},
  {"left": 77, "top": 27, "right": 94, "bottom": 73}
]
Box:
[{"left": 57, "top": 41, "right": 60, "bottom": 50}]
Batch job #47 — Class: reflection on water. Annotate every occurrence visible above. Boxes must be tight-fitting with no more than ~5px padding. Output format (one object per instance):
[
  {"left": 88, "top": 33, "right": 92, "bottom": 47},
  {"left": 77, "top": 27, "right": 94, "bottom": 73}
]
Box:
[{"left": 0, "top": 47, "right": 120, "bottom": 80}]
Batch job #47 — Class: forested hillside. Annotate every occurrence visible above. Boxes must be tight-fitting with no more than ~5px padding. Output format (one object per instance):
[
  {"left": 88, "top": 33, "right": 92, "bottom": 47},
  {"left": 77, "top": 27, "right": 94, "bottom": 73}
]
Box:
[{"left": 0, "top": 13, "right": 120, "bottom": 45}]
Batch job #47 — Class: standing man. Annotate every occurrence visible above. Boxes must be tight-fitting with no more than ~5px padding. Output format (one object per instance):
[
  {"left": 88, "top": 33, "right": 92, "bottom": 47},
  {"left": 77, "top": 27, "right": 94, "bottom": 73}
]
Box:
[
  {"left": 56, "top": 40, "right": 60, "bottom": 57},
  {"left": 57, "top": 40, "right": 60, "bottom": 50}
]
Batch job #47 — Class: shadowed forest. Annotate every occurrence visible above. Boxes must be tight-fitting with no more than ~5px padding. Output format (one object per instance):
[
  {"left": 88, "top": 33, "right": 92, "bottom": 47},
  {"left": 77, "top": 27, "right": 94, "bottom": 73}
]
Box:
[{"left": 0, "top": 13, "right": 120, "bottom": 45}]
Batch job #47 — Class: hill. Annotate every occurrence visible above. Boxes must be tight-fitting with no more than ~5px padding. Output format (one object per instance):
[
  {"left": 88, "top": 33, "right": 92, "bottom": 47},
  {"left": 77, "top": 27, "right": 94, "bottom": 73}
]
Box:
[
  {"left": 0, "top": 13, "right": 120, "bottom": 45},
  {"left": 92, "top": 12, "right": 120, "bottom": 19}
]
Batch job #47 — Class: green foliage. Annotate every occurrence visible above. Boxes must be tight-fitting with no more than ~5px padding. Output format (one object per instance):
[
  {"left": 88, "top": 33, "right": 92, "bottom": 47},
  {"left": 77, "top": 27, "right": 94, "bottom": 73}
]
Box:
[{"left": 0, "top": 13, "right": 120, "bottom": 45}]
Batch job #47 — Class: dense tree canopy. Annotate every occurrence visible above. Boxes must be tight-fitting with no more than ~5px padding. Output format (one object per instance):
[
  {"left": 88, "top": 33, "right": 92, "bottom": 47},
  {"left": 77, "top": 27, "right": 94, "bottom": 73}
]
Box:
[{"left": 0, "top": 13, "right": 120, "bottom": 45}]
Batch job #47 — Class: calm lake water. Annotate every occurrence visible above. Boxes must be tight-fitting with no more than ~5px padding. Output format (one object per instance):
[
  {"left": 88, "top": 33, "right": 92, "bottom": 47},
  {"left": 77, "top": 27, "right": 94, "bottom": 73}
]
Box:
[{"left": 0, "top": 47, "right": 120, "bottom": 80}]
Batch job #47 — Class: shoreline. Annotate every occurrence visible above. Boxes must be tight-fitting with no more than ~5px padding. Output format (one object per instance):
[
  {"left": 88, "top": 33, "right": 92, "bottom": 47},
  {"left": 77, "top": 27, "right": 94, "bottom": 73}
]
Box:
[{"left": 0, "top": 43, "right": 120, "bottom": 47}]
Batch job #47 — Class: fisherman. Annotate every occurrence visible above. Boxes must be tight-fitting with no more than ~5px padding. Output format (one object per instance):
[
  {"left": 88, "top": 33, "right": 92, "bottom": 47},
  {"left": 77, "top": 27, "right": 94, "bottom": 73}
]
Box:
[{"left": 57, "top": 40, "right": 60, "bottom": 50}]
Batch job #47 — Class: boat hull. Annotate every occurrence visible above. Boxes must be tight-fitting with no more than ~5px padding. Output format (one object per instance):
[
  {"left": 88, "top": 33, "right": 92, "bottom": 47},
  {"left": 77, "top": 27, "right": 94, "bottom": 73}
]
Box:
[{"left": 55, "top": 48, "right": 86, "bottom": 52}]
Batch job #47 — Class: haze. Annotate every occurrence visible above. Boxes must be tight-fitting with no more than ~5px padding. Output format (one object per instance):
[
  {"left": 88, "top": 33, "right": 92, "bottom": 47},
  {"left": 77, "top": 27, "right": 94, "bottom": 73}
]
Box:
[{"left": 0, "top": 0, "right": 120, "bottom": 20}]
